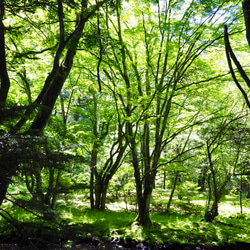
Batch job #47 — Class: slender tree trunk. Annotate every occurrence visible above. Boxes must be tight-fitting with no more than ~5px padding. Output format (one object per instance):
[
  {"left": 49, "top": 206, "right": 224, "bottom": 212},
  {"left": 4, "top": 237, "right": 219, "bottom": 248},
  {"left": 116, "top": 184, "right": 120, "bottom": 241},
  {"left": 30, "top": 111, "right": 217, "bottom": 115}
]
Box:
[
  {"left": 205, "top": 173, "right": 232, "bottom": 222},
  {"left": 90, "top": 170, "right": 95, "bottom": 209},
  {"left": 51, "top": 169, "right": 61, "bottom": 209},
  {"left": 205, "top": 142, "right": 219, "bottom": 222},
  {"left": 167, "top": 171, "right": 179, "bottom": 211},
  {"left": 240, "top": 173, "right": 243, "bottom": 215},
  {"left": 246, "top": 177, "right": 250, "bottom": 199},
  {"left": 45, "top": 167, "right": 55, "bottom": 206},
  {"left": 163, "top": 170, "right": 167, "bottom": 190},
  {"left": 0, "top": 0, "right": 10, "bottom": 105},
  {"left": 205, "top": 173, "right": 218, "bottom": 222},
  {"left": 198, "top": 166, "right": 208, "bottom": 192},
  {"left": 243, "top": 0, "right": 250, "bottom": 47}
]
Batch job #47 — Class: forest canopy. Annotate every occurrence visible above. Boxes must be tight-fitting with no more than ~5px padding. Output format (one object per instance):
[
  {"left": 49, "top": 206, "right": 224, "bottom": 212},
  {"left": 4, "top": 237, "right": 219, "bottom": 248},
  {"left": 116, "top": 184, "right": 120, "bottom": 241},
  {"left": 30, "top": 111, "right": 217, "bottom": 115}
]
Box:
[{"left": 1, "top": 0, "right": 250, "bottom": 248}]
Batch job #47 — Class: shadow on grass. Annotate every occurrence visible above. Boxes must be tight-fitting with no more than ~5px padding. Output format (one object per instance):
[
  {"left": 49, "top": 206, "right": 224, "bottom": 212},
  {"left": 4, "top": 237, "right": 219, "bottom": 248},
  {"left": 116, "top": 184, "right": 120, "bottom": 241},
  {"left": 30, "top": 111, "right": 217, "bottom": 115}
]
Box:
[{"left": 1, "top": 207, "right": 250, "bottom": 248}]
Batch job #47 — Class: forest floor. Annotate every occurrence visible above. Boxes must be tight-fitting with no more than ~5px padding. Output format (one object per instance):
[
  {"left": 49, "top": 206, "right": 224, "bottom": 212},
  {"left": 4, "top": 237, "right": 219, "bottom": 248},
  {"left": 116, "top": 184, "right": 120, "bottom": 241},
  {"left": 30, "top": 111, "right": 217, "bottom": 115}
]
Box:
[{"left": 1, "top": 193, "right": 250, "bottom": 249}]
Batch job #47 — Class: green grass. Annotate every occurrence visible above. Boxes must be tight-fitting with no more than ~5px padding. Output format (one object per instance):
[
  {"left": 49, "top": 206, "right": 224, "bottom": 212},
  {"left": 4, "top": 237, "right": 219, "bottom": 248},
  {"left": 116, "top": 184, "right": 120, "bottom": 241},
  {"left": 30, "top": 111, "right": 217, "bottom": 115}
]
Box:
[
  {"left": 57, "top": 203, "right": 250, "bottom": 245},
  {"left": 1, "top": 191, "right": 250, "bottom": 246}
]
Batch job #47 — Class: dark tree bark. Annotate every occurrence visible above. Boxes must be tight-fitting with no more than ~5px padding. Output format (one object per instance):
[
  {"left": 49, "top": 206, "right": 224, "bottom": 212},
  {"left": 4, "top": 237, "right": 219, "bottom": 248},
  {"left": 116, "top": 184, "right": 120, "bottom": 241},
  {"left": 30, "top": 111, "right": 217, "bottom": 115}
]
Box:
[
  {"left": 224, "top": 2, "right": 250, "bottom": 109},
  {"left": 246, "top": 177, "right": 250, "bottom": 198},
  {"left": 0, "top": 163, "right": 17, "bottom": 207},
  {"left": 243, "top": 0, "right": 250, "bottom": 46},
  {"left": 0, "top": 0, "right": 10, "bottom": 105},
  {"left": 29, "top": 49, "right": 78, "bottom": 133},
  {"left": 204, "top": 141, "right": 219, "bottom": 222},
  {"left": 135, "top": 192, "right": 152, "bottom": 226}
]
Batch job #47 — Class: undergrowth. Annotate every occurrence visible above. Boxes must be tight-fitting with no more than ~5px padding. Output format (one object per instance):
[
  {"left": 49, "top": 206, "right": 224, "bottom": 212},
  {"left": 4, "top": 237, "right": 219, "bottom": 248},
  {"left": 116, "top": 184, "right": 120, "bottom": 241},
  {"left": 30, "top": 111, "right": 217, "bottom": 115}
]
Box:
[{"left": 0, "top": 192, "right": 250, "bottom": 246}]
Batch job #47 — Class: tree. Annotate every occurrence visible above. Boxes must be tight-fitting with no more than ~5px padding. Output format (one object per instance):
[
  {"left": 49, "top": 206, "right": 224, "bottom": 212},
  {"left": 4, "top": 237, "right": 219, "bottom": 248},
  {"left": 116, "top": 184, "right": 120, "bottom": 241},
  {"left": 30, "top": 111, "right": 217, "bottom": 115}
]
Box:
[
  {"left": 196, "top": 110, "right": 248, "bottom": 222},
  {"left": 98, "top": 0, "right": 236, "bottom": 226},
  {"left": 0, "top": 0, "right": 109, "bottom": 207},
  {"left": 71, "top": 89, "right": 128, "bottom": 210}
]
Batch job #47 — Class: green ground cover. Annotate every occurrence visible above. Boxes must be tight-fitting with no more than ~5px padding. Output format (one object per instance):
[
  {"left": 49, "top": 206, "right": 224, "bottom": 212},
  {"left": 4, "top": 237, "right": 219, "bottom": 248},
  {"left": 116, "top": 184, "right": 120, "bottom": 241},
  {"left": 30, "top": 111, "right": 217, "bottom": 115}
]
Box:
[{"left": 0, "top": 190, "right": 250, "bottom": 247}]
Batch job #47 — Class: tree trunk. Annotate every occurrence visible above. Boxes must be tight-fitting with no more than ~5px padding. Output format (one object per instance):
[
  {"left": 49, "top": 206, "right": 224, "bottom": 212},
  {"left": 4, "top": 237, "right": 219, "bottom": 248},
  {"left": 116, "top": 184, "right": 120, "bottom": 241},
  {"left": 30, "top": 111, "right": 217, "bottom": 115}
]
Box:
[
  {"left": 205, "top": 142, "right": 219, "bottom": 222},
  {"left": 92, "top": 178, "right": 108, "bottom": 210},
  {"left": 90, "top": 141, "right": 127, "bottom": 210},
  {"left": 29, "top": 50, "right": 77, "bottom": 133},
  {"left": 135, "top": 190, "right": 152, "bottom": 226},
  {"left": 90, "top": 170, "right": 95, "bottom": 209},
  {"left": 198, "top": 166, "right": 208, "bottom": 192},
  {"left": 243, "top": 0, "right": 250, "bottom": 47},
  {"left": 163, "top": 170, "right": 167, "bottom": 190},
  {"left": 0, "top": 0, "right": 10, "bottom": 105},
  {"left": 205, "top": 201, "right": 218, "bottom": 222},
  {"left": 0, "top": 164, "right": 17, "bottom": 206},
  {"left": 246, "top": 177, "right": 250, "bottom": 199},
  {"left": 240, "top": 173, "right": 243, "bottom": 215},
  {"left": 167, "top": 171, "right": 179, "bottom": 211},
  {"left": 205, "top": 173, "right": 232, "bottom": 222},
  {"left": 100, "top": 183, "right": 108, "bottom": 210}
]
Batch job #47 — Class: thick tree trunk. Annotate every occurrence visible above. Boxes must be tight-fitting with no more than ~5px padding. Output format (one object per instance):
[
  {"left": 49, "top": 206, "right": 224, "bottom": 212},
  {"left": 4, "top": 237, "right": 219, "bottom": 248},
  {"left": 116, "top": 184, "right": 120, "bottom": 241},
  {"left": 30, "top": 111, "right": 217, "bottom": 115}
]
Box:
[
  {"left": 100, "top": 183, "right": 108, "bottom": 210},
  {"left": 29, "top": 49, "right": 78, "bottom": 133},
  {"left": 135, "top": 191, "right": 152, "bottom": 226},
  {"left": 205, "top": 201, "right": 218, "bottom": 222},
  {"left": 92, "top": 178, "right": 108, "bottom": 210},
  {"left": 94, "top": 177, "right": 102, "bottom": 209}
]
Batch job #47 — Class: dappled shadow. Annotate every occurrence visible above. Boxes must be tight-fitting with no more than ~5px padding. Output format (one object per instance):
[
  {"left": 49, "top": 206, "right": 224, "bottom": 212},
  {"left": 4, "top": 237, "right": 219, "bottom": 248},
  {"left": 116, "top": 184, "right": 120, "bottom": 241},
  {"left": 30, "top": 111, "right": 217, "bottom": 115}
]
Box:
[
  {"left": 1, "top": 207, "right": 250, "bottom": 249},
  {"left": 0, "top": 218, "right": 250, "bottom": 249}
]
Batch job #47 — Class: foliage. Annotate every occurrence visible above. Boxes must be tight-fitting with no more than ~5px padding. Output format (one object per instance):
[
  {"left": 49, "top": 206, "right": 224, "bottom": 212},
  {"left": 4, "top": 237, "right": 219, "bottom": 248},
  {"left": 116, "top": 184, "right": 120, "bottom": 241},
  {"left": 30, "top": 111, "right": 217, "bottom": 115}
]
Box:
[
  {"left": 177, "top": 181, "right": 200, "bottom": 202},
  {"left": 1, "top": 0, "right": 250, "bottom": 246}
]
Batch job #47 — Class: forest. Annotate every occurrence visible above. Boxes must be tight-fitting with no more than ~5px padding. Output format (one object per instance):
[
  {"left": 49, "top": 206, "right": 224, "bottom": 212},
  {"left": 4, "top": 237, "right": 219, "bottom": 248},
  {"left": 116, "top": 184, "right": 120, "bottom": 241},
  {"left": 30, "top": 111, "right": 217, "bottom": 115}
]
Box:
[{"left": 1, "top": 0, "right": 250, "bottom": 249}]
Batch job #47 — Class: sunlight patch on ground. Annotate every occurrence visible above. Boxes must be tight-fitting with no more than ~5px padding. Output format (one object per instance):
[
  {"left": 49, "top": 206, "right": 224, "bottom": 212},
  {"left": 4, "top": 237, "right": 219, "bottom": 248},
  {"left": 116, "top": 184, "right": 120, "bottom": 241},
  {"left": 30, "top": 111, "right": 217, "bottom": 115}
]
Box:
[
  {"left": 107, "top": 201, "right": 136, "bottom": 211},
  {"left": 191, "top": 199, "right": 250, "bottom": 216},
  {"left": 191, "top": 200, "right": 206, "bottom": 207},
  {"left": 218, "top": 203, "right": 250, "bottom": 216}
]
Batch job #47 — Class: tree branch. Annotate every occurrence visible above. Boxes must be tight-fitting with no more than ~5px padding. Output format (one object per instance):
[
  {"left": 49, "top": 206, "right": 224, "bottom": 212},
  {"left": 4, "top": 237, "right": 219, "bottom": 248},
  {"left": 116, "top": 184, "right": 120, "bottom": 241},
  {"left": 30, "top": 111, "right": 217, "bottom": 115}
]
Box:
[
  {"left": 243, "top": 0, "right": 250, "bottom": 46},
  {"left": 224, "top": 25, "right": 250, "bottom": 109},
  {"left": 57, "top": 0, "right": 65, "bottom": 45}
]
